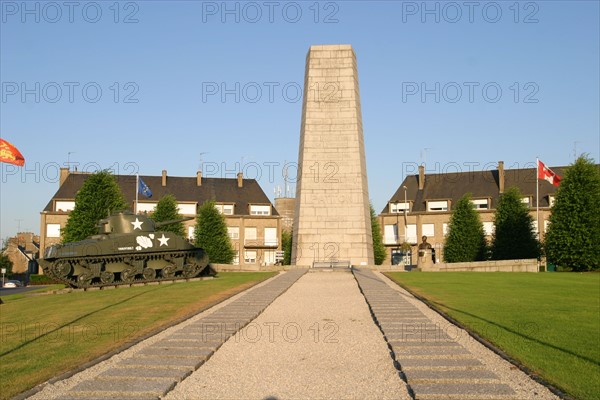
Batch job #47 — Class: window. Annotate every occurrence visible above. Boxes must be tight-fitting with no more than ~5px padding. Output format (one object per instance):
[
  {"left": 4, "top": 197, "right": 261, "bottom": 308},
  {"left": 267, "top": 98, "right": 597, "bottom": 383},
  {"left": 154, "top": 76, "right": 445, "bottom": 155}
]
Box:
[
  {"left": 471, "top": 199, "right": 489, "bottom": 210},
  {"left": 264, "top": 228, "right": 277, "bottom": 246},
  {"left": 215, "top": 204, "right": 234, "bottom": 215},
  {"left": 46, "top": 224, "right": 61, "bottom": 238},
  {"left": 244, "top": 250, "right": 257, "bottom": 264},
  {"left": 483, "top": 222, "right": 495, "bottom": 236},
  {"left": 188, "top": 226, "right": 195, "bottom": 240},
  {"left": 390, "top": 202, "right": 410, "bottom": 213},
  {"left": 177, "top": 203, "right": 197, "bottom": 215},
  {"left": 549, "top": 196, "right": 556, "bottom": 207},
  {"left": 544, "top": 220, "right": 550, "bottom": 232},
  {"left": 228, "top": 227, "right": 240, "bottom": 240},
  {"left": 521, "top": 197, "right": 531, "bottom": 207},
  {"left": 245, "top": 227, "right": 257, "bottom": 245},
  {"left": 384, "top": 224, "right": 398, "bottom": 244},
  {"left": 233, "top": 251, "right": 240, "bottom": 265},
  {"left": 422, "top": 224, "right": 435, "bottom": 237},
  {"left": 54, "top": 201, "right": 75, "bottom": 212},
  {"left": 427, "top": 200, "right": 448, "bottom": 212},
  {"left": 442, "top": 223, "right": 448, "bottom": 236},
  {"left": 406, "top": 224, "right": 417, "bottom": 243},
  {"left": 533, "top": 221, "right": 539, "bottom": 238},
  {"left": 138, "top": 202, "right": 158, "bottom": 213},
  {"left": 250, "top": 205, "right": 271, "bottom": 215}
]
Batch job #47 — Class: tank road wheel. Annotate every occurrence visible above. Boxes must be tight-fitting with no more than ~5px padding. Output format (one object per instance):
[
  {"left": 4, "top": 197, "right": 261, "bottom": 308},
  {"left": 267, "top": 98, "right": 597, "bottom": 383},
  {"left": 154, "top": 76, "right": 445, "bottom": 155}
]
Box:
[
  {"left": 120, "top": 269, "right": 135, "bottom": 283},
  {"left": 182, "top": 264, "right": 198, "bottom": 278},
  {"left": 142, "top": 268, "right": 156, "bottom": 280},
  {"left": 77, "top": 273, "right": 93, "bottom": 288},
  {"left": 54, "top": 261, "right": 71, "bottom": 278},
  {"left": 100, "top": 271, "right": 115, "bottom": 284},
  {"left": 161, "top": 265, "right": 176, "bottom": 279}
]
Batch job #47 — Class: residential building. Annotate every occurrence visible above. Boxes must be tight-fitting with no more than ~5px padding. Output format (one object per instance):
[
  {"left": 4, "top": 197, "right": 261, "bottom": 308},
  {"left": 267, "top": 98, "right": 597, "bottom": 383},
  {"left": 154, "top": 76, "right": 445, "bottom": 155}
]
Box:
[
  {"left": 379, "top": 162, "right": 566, "bottom": 265},
  {"left": 3, "top": 232, "right": 40, "bottom": 274},
  {"left": 40, "top": 169, "right": 281, "bottom": 269}
]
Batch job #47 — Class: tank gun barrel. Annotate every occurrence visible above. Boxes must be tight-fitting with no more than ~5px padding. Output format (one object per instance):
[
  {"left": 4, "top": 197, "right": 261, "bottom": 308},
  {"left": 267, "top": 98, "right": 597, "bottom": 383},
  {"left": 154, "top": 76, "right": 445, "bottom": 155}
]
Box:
[{"left": 155, "top": 216, "right": 194, "bottom": 227}]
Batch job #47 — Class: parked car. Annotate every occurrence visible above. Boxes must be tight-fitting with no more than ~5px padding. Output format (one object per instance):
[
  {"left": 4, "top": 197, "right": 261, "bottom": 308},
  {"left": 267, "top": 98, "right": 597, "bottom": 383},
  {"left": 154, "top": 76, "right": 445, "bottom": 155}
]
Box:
[{"left": 3, "top": 280, "right": 23, "bottom": 288}]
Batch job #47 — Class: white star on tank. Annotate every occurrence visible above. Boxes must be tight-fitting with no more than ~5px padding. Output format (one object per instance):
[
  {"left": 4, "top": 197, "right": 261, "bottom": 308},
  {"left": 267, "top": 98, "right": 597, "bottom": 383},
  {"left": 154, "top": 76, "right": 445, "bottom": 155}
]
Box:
[
  {"left": 131, "top": 218, "right": 143, "bottom": 230},
  {"left": 158, "top": 234, "right": 170, "bottom": 247}
]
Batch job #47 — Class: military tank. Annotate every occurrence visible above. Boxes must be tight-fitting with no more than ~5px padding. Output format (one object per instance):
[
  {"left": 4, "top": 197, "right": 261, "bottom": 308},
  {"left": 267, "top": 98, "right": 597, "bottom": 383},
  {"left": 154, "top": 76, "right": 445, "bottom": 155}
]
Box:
[{"left": 39, "top": 212, "right": 214, "bottom": 288}]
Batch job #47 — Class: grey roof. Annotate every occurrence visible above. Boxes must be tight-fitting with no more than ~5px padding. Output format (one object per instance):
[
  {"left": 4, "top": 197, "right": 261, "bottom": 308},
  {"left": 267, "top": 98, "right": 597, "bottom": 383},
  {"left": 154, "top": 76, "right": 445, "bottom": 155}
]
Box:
[
  {"left": 44, "top": 173, "right": 279, "bottom": 216},
  {"left": 382, "top": 165, "right": 569, "bottom": 214}
]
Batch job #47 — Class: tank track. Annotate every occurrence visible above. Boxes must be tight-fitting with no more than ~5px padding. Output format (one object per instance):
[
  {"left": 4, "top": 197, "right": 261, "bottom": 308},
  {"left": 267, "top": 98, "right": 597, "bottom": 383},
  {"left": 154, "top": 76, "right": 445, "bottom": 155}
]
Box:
[{"left": 43, "top": 249, "right": 214, "bottom": 289}]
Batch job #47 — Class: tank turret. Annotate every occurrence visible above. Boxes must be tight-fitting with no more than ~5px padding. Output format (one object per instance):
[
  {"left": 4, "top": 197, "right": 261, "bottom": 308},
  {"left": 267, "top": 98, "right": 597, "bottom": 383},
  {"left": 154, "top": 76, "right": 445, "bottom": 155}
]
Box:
[{"left": 39, "top": 212, "right": 213, "bottom": 288}]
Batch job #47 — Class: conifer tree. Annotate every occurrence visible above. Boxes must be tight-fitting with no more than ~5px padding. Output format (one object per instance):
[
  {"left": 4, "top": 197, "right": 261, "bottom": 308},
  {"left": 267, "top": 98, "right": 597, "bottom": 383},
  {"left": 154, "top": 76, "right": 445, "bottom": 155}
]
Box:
[
  {"left": 281, "top": 229, "right": 292, "bottom": 265},
  {"left": 545, "top": 155, "right": 600, "bottom": 271},
  {"left": 491, "top": 187, "right": 540, "bottom": 260},
  {"left": 443, "top": 193, "right": 487, "bottom": 262},
  {"left": 62, "top": 171, "right": 128, "bottom": 243},
  {"left": 150, "top": 194, "right": 185, "bottom": 236},
  {"left": 371, "top": 204, "right": 386, "bottom": 265},
  {"left": 194, "top": 200, "right": 235, "bottom": 264}
]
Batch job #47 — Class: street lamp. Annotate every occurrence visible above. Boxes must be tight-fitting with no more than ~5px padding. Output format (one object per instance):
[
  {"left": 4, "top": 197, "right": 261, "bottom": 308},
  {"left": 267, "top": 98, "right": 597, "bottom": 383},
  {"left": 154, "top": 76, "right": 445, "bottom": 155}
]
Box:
[{"left": 403, "top": 185, "right": 408, "bottom": 243}]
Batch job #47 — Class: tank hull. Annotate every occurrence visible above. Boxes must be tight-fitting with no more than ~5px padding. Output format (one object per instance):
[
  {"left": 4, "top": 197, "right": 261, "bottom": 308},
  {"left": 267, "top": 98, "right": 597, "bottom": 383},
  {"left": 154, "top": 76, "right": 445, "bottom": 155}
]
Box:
[{"left": 39, "top": 212, "right": 215, "bottom": 288}]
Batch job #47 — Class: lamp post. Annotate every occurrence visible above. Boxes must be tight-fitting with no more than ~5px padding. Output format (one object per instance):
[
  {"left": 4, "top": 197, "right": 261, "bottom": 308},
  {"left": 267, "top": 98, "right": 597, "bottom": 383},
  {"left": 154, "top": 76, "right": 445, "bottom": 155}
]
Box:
[{"left": 403, "top": 186, "right": 408, "bottom": 242}]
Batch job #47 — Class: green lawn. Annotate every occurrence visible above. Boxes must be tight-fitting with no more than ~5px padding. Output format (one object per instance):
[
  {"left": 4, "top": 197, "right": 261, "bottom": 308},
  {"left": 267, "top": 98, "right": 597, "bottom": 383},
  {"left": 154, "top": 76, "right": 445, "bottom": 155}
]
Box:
[
  {"left": 0, "top": 272, "right": 276, "bottom": 399},
  {"left": 386, "top": 272, "right": 600, "bottom": 400}
]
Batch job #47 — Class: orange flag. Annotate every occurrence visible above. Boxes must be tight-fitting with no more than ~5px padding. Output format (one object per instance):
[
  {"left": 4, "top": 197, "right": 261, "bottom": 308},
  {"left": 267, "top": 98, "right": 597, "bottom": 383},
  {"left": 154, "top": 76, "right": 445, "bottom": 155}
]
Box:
[{"left": 0, "top": 138, "right": 25, "bottom": 166}]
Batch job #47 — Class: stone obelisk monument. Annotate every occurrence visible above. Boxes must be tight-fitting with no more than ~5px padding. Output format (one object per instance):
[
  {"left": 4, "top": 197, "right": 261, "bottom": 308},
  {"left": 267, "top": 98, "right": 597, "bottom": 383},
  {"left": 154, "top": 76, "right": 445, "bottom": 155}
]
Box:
[{"left": 291, "top": 45, "right": 374, "bottom": 266}]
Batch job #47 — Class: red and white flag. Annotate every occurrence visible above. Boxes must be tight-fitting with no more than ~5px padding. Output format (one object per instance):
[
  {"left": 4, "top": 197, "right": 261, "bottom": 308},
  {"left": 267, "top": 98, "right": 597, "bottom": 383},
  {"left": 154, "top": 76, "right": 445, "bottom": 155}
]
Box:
[
  {"left": 0, "top": 138, "right": 25, "bottom": 166},
  {"left": 537, "top": 159, "right": 561, "bottom": 187}
]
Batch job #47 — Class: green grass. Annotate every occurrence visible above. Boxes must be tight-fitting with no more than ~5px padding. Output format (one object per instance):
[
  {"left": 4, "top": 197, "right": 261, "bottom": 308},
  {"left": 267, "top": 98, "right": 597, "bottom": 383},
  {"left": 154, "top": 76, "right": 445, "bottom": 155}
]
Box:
[
  {"left": 0, "top": 272, "right": 276, "bottom": 399},
  {"left": 385, "top": 272, "right": 600, "bottom": 400}
]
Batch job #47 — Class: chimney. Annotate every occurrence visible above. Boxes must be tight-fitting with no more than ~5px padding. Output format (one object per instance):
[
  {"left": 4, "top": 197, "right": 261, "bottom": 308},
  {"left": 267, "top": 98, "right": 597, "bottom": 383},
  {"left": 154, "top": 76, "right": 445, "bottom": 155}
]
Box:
[
  {"left": 197, "top": 171, "right": 202, "bottom": 186},
  {"left": 162, "top": 170, "right": 167, "bottom": 187},
  {"left": 498, "top": 161, "right": 505, "bottom": 194},
  {"left": 418, "top": 165, "right": 425, "bottom": 190},
  {"left": 59, "top": 168, "right": 69, "bottom": 186},
  {"left": 237, "top": 172, "right": 243, "bottom": 188}
]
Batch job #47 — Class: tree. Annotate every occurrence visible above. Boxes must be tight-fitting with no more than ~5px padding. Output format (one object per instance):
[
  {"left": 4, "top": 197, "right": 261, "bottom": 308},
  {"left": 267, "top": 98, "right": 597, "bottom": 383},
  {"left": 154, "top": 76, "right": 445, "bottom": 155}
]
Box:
[
  {"left": 545, "top": 155, "right": 600, "bottom": 271},
  {"left": 443, "top": 193, "right": 487, "bottom": 262},
  {"left": 0, "top": 239, "right": 13, "bottom": 277},
  {"left": 194, "top": 200, "right": 235, "bottom": 264},
  {"left": 371, "top": 203, "right": 386, "bottom": 265},
  {"left": 150, "top": 194, "right": 185, "bottom": 236},
  {"left": 491, "top": 186, "right": 540, "bottom": 260},
  {"left": 281, "top": 229, "right": 292, "bottom": 265},
  {"left": 62, "top": 170, "right": 128, "bottom": 243}
]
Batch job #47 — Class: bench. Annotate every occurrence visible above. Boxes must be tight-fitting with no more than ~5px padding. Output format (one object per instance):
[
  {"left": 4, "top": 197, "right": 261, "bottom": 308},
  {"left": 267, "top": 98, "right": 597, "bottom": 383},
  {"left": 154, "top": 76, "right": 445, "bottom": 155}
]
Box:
[{"left": 312, "top": 260, "right": 351, "bottom": 269}]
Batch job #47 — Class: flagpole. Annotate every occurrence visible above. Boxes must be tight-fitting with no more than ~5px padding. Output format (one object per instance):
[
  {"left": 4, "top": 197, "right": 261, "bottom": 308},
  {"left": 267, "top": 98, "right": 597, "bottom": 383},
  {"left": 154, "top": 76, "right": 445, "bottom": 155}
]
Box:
[
  {"left": 135, "top": 174, "right": 139, "bottom": 214},
  {"left": 536, "top": 158, "right": 540, "bottom": 239}
]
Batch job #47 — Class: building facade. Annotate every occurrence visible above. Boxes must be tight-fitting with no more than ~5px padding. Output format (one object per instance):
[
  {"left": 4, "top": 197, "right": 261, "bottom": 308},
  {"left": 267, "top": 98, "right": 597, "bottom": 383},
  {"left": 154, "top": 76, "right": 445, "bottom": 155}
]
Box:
[
  {"left": 378, "top": 162, "right": 565, "bottom": 265},
  {"left": 40, "top": 169, "right": 282, "bottom": 268},
  {"left": 3, "top": 232, "right": 40, "bottom": 274}
]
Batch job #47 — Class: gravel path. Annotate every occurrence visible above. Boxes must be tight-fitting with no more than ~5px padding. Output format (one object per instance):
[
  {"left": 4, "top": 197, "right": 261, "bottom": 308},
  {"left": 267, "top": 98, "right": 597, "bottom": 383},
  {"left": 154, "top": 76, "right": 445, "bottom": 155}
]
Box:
[{"left": 164, "top": 271, "right": 411, "bottom": 399}]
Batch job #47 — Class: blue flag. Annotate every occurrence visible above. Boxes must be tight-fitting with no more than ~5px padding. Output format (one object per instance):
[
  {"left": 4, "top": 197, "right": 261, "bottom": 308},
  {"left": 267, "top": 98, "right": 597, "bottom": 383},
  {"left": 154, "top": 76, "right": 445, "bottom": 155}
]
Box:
[{"left": 138, "top": 177, "right": 152, "bottom": 198}]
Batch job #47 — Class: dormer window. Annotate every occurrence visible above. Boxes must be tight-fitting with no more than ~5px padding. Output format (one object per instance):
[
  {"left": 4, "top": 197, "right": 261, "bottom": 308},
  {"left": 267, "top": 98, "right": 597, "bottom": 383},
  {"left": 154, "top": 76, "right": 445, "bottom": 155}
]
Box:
[
  {"left": 427, "top": 200, "right": 448, "bottom": 212},
  {"left": 390, "top": 202, "right": 410, "bottom": 213},
  {"left": 250, "top": 205, "right": 271, "bottom": 216},
  {"left": 54, "top": 201, "right": 75, "bottom": 212},
  {"left": 471, "top": 199, "right": 489, "bottom": 210},
  {"left": 215, "top": 204, "right": 235, "bottom": 215}
]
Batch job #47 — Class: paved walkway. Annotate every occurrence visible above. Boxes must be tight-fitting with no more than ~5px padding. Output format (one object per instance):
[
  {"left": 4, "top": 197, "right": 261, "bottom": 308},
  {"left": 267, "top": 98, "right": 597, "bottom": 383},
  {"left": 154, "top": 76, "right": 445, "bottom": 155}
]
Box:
[
  {"left": 29, "top": 269, "right": 558, "bottom": 400},
  {"left": 164, "top": 271, "right": 409, "bottom": 399}
]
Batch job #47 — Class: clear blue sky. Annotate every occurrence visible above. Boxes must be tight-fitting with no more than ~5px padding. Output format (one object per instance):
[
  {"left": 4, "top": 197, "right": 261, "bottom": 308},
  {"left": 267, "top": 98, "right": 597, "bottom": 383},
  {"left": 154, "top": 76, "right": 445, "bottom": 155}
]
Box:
[{"left": 1, "top": 0, "right": 599, "bottom": 239}]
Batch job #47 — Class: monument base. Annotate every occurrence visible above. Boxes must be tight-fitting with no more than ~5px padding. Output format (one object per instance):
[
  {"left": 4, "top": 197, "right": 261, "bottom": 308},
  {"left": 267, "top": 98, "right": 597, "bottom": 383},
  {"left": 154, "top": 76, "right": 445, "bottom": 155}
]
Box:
[{"left": 417, "top": 249, "right": 435, "bottom": 271}]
